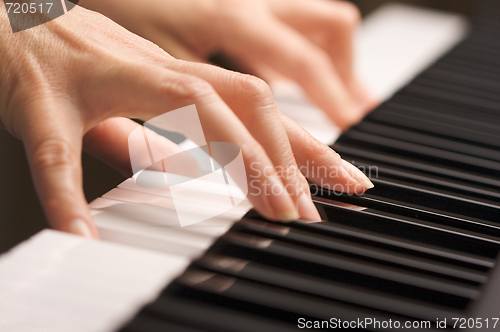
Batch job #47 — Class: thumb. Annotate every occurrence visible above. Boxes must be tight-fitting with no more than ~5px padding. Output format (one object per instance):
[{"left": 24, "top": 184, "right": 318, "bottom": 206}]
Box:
[{"left": 22, "top": 105, "right": 97, "bottom": 238}]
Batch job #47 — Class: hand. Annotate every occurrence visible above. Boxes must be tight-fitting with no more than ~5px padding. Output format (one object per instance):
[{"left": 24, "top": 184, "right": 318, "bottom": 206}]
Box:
[
  {"left": 83, "top": 0, "right": 376, "bottom": 130},
  {"left": 0, "top": 5, "right": 372, "bottom": 238}
]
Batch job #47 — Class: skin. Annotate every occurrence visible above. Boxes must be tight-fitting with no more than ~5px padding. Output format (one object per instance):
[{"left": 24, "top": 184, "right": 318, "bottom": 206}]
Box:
[
  {"left": 82, "top": 0, "right": 376, "bottom": 130},
  {"left": 0, "top": 2, "right": 373, "bottom": 238}
]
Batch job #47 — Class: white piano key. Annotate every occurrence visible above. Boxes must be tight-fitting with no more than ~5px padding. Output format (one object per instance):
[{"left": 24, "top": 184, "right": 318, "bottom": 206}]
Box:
[
  {"left": 355, "top": 3, "right": 469, "bottom": 102},
  {"left": 92, "top": 210, "right": 215, "bottom": 258},
  {"left": 0, "top": 230, "right": 190, "bottom": 332},
  {"left": 91, "top": 198, "right": 238, "bottom": 235},
  {"left": 134, "top": 170, "right": 249, "bottom": 202},
  {"left": 101, "top": 187, "right": 248, "bottom": 222},
  {"left": 118, "top": 177, "right": 252, "bottom": 213}
]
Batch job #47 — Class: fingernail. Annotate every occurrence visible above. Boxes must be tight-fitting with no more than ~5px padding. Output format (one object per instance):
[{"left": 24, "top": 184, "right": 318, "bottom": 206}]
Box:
[
  {"left": 297, "top": 192, "right": 321, "bottom": 221},
  {"left": 341, "top": 159, "right": 374, "bottom": 189},
  {"left": 68, "top": 219, "right": 94, "bottom": 239},
  {"left": 266, "top": 176, "right": 299, "bottom": 222}
]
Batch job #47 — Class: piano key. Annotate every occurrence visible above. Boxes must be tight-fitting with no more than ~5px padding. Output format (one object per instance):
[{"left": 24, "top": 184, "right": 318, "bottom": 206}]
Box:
[
  {"left": 211, "top": 232, "right": 479, "bottom": 304},
  {"left": 144, "top": 290, "right": 299, "bottom": 332},
  {"left": 335, "top": 153, "right": 500, "bottom": 208},
  {"left": 338, "top": 130, "right": 500, "bottom": 176},
  {"left": 118, "top": 179, "right": 251, "bottom": 213},
  {"left": 421, "top": 67, "right": 500, "bottom": 94},
  {"left": 171, "top": 268, "right": 441, "bottom": 330},
  {"left": 310, "top": 196, "right": 500, "bottom": 254},
  {"left": 431, "top": 60, "right": 500, "bottom": 84},
  {"left": 372, "top": 96, "right": 500, "bottom": 146},
  {"left": 121, "top": 313, "right": 210, "bottom": 332},
  {"left": 316, "top": 154, "right": 500, "bottom": 223},
  {"left": 334, "top": 143, "right": 500, "bottom": 191},
  {"left": 194, "top": 253, "right": 464, "bottom": 322},
  {"left": 354, "top": 122, "right": 500, "bottom": 163},
  {"left": 412, "top": 76, "right": 500, "bottom": 104},
  {"left": 91, "top": 198, "right": 237, "bottom": 236},
  {"left": 249, "top": 213, "right": 494, "bottom": 270},
  {"left": 440, "top": 55, "right": 500, "bottom": 77},
  {"left": 102, "top": 188, "right": 247, "bottom": 222},
  {"left": 0, "top": 230, "right": 190, "bottom": 332},
  {"left": 312, "top": 190, "right": 500, "bottom": 241},
  {"left": 119, "top": 174, "right": 249, "bottom": 204},
  {"left": 92, "top": 211, "right": 211, "bottom": 258},
  {"left": 401, "top": 83, "right": 500, "bottom": 115},
  {"left": 231, "top": 219, "right": 488, "bottom": 283}
]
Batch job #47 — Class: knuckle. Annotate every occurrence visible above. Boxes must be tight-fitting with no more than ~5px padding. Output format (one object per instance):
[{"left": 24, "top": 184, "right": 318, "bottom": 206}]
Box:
[
  {"left": 165, "top": 74, "right": 215, "bottom": 101},
  {"left": 237, "top": 74, "right": 273, "bottom": 102},
  {"left": 32, "top": 138, "right": 76, "bottom": 170}
]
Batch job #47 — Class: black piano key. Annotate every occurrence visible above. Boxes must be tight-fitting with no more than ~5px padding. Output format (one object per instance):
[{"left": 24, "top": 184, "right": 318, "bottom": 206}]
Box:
[
  {"left": 194, "top": 254, "right": 464, "bottom": 322},
  {"left": 367, "top": 108, "right": 500, "bottom": 151},
  {"left": 447, "top": 47, "right": 500, "bottom": 73},
  {"left": 312, "top": 188, "right": 500, "bottom": 243},
  {"left": 376, "top": 95, "right": 500, "bottom": 142},
  {"left": 310, "top": 195, "right": 500, "bottom": 255},
  {"left": 144, "top": 291, "right": 299, "bottom": 332},
  {"left": 412, "top": 76, "right": 500, "bottom": 104},
  {"left": 347, "top": 176, "right": 500, "bottom": 229},
  {"left": 338, "top": 131, "right": 500, "bottom": 178},
  {"left": 440, "top": 55, "right": 500, "bottom": 77},
  {"left": 401, "top": 84, "right": 500, "bottom": 116},
  {"left": 421, "top": 66, "right": 500, "bottom": 94},
  {"left": 168, "top": 269, "right": 444, "bottom": 330},
  {"left": 209, "top": 232, "right": 478, "bottom": 307},
  {"left": 333, "top": 147, "right": 500, "bottom": 208},
  {"left": 230, "top": 218, "right": 488, "bottom": 283},
  {"left": 244, "top": 209, "right": 494, "bottom": 270},
  {"left": 120, "top": 313, "right": 210, "bottom": 332},
  {"left": 354, "top": 122, "right": 500, "bottom": 163},
  {"left": 432, "top": 60, "right": 500, "bottom": 84}
]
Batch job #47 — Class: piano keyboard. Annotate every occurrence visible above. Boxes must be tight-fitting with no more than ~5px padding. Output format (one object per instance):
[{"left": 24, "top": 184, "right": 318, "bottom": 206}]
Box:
[{"left": 2, "top": 2, "right": 499, "bottom": 332}]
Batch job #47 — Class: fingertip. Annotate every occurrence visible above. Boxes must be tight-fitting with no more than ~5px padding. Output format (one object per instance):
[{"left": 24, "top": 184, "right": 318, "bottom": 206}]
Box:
[
  {"left": 341, "top": 159, "right": 374, "bottom": 190},
  {"left": 297, "top": 192, "right": 321, "bottom": 221},
  {"left": 266, "top": 176, "right": 299, "bottom": 222}
]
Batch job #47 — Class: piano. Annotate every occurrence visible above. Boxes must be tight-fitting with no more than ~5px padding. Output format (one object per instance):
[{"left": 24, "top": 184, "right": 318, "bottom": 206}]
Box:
[{"left": 1, "top": 1, "right": 499, "bottom": 331}]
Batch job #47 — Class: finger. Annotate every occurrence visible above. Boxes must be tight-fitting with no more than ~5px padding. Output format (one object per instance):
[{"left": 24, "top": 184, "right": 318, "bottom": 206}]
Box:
[
  {"left": 221, "top": 15, "right": 362, "bottom": 130},
  {"left": 278, "top": 111, "right": 374, "bottom": 194},
  {"left": 21, "top": 101, "right": 98, "bottom": 238},
  {"left": 83, "top": 117, "right": 199, "bottom": 178},
  {"left": 169, "top": 60, "right": 321, "bottom": 221},
  {"left": 99, "top": 63, "right": 298, "bottom": 221},
  {"left": 271, "top": 0, "right": 357, "bottom": 81},
  {"left": 271, "top": 0, "right": 377, "bottom": 111}
]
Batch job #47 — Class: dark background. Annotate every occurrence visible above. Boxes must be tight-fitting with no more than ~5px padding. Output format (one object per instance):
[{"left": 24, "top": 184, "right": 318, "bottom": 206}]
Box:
[{"left": 0, "top": 0, "right": 481, "bottom": 254}]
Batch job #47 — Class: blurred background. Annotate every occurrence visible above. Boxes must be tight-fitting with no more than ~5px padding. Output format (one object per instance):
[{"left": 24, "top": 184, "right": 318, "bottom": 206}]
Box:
[{"left": 0, "top": 0, "right": 482, "bottom": 254}]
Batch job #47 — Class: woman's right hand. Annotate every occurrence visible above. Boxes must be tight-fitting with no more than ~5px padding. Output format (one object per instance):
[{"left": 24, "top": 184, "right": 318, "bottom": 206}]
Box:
[{"left": 0, "top": 4, "right": 372, "bottom": 238}]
